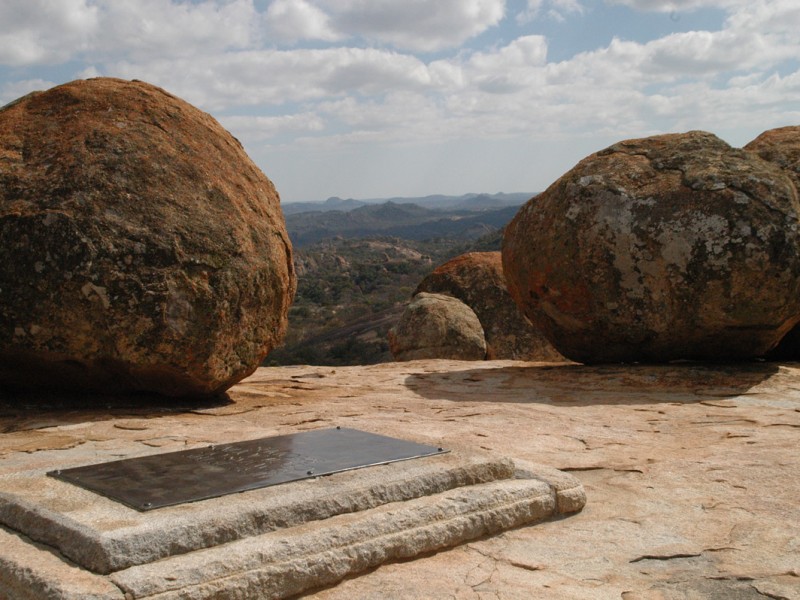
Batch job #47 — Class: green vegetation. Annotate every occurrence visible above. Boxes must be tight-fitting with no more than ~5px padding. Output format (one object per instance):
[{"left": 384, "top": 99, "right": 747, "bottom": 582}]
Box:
[{"left": 265, "top": 232, "right": 502, "bottom": 366}]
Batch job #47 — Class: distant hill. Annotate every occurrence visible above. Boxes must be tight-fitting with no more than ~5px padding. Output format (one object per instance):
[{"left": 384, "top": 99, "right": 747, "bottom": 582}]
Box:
[
  {"left": 265, "top": 230, "right": 506, "bottom": 366},
  {"left": 281, "top": 192, "right": 533, "bottom": 216},
  {"left": 269, "top": 192, "right": 532, "bottom": 365},
  {"left": 285, "top": 201, "right": 527, "bottom": 247}
]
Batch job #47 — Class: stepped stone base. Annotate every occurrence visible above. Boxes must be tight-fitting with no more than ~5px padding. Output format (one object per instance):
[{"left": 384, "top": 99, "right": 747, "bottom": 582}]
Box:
[{"left": 0, "top": 440, "right": 584, "bottom": 600}]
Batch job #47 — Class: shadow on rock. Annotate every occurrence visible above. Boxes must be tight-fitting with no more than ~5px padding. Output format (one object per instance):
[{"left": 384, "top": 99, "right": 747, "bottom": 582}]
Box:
[
  {"left": 403, "top": 361, "right": 782, "bottom": 406},
  {"left": 0, "top": 388, "right": 233, "bottom": 433}
]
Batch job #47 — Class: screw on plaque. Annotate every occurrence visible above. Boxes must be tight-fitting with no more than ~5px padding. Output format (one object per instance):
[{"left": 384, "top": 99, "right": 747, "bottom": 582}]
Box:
[
  {"left": 143, "top": 502, "right": 152, "bottom": 509},
  {"left": 307, "top": 470, "right": 314, "bottom": 475}
]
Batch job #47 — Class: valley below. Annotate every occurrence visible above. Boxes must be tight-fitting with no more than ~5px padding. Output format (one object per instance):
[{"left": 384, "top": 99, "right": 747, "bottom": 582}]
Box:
[{"left": 268, "top": 193, "right": 524, "bottom": 366}]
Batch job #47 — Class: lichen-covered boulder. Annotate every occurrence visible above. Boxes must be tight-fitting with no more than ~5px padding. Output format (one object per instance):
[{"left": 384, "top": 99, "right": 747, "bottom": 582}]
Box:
[
  {"left": 502, "top": 131, "right": 800, "bottom": 363},
  {"left": 415, "top": 252, "right": 562, "bottom": 361},
  {"left": 745, "top": 126, "right": 800, "bottom": 188},
  {"left": 0, "top": 78, "right": 296, "bottom": 396},
  {"left": 388, "top": 293, "right": 486, "bottom": 361},
  {"left": 745, "top": 126, "right": 800, "bottom": 360}
]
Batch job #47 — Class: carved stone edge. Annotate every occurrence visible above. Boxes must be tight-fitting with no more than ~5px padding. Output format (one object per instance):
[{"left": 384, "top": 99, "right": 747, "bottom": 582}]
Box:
[
  {"left": 110, "top": 478, "right": 561, "bottom": 599},
  {"left": 513, "top": 459, "right": 588, "bottom": 515},
  {"left": 0, "top": 461, "right": 586, "bottom": 600},
  {"left": 0, "top": 452, "right": 515, "bottom": 574},
  {"left": 0, "top": 525, "right": 124, "bottom": 600}
]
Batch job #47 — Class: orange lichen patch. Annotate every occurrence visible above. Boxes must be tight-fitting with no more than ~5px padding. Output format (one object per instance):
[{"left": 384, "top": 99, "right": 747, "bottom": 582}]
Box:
[
  {"left": 502, "top": 130, "right": 800, "bottom": 363},
  {"left": 0, "top": 78, "right": 295, "bottom": 397}
]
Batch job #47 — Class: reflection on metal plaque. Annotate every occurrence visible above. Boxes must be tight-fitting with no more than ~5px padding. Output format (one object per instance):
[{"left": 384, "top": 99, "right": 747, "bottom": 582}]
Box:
[{"left": 48, "top": 428, "right": 447, "bottom": 511}]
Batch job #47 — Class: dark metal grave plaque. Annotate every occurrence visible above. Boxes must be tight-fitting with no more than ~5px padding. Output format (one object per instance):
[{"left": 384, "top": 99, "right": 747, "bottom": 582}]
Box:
[{"left": 48, "top": 427, "right": 447, "bottom": 511}]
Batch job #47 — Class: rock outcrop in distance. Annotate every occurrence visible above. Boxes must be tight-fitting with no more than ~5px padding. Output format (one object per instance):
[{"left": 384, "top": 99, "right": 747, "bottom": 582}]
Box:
[
  {"left": 414, "top": 252, "right": 562, "bottom": 361},
  {"left": 502, "top": 130, "right": 800, "bottom": 363},
  {"left": 0, "top": 78, "right": 296, "bottom": 397},
  {"left": 388, "top": 292, "right": 487, "bottom": 361}
]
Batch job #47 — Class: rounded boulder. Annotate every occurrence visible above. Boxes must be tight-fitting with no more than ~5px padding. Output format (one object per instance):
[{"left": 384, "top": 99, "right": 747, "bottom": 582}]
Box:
[
  {"left": 415, "top": 251, "right": 562, "bottom": 361},
  {"left": 388, "top": 293, "right": 486, "bottom": 361},
  {"left": 745, "top": 125, "right": 800, "bottom": 189},
  {"left": 0, "top": 78, "right": 296, "bottom": 396},
  {"left": 746, "top": 125, "right": 800, "bottom": 359},
  {"left": 502, "top": 131, "right": 800, "bottom": 363}
]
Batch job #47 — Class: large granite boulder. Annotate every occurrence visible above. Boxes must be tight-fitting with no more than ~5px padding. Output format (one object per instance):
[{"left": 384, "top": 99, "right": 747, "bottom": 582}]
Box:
[
  {"left": 0, "top": 78, "right": 296, "bottom": 396},
  {"left": 745, "top": 126, "right": 800, "bottom": 188},
  {"left": 502, "top": 131, "right": 800, "bottom": 363},
  {"left": 745, "top": 126, "right": 800, "bottom": 360},
  {"left": 415, "top": 252, "right": 562, "bottom": 361},
  {"left": 388, "top": 293, "right": 486, "bottom": 361}
]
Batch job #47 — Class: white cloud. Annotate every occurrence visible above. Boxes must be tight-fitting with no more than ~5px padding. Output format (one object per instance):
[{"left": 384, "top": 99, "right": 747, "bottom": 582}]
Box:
[
  {"left": 109, "top": 47, "right": 434, "bottom": 110},
  {"left": 605, "top": 0, "right": 744, "bottom": 12},
  {"left": 92, "top": 0, "right": 259, "bottom": 61},
  {"left": 320, "top": 0, "right": 506, "bottom": 52},
  {"left": 725, "top": 0, "right": 800, "bottom": 36},
  {"left": 517, "top": 0, "right": 584, "bottom": 24},
  {"left": 0, "top": 0, "right": 260, "bottom": 67},
  {"left": 0, "top": 0, "right": 97, "bottom": 65},
  {"left": 547, "top": 0, "right": 585, "bottom": 21},
  {"left": 2, "top": 0, "right": 799, "bottom": 201},
  {"left": 462, "top": 35, "right": 548, "bottom": 93},
  {"left": 517, "top": 0, "right": 543, "bottom": 24},
  {"left": 263, "top": 0, "right": 340, "bottom": 44},
  {"left": 100, "top": 0, "right": 799, "bottom": 150},
  {"left": 220, "top": 112, "right": 325, "bottom": 141},
  {"left": 643, "top": 29, "right": 776, "bottom": 75}
]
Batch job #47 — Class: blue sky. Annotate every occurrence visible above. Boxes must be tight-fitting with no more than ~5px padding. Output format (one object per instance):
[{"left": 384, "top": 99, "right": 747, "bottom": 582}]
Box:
[{"left": 2, "top": 0, "right": 798, "bottom": 202}]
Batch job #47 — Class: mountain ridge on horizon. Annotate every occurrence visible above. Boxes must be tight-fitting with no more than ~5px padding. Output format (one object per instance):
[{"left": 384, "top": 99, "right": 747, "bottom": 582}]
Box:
[
  {"left": 282, "top": 191, "right": 536, "bottom": 215},
  {"left": 285, "top": 199, "right": 525, "bottom": 247}
]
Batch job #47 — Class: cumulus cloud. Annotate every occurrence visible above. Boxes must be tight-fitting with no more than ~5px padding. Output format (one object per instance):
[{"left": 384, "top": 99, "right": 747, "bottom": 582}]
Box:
[
  {"left": 0, "top": 0, "right": 259, "bottom": 66},
  {"left": 91, "top": 0, "right": 259, "bottom": 61},
  {"left": 0, "top": 0, "right": 505, "bottom": 65},
  {"left": 320, "top": 0, "right": 505, "bottom": 52},
  {"left": 517, "top": 0, "right": 584, "bottom": 24},
  {"left": 725, "top": 0, "right": 800, "bottom": 36},
  {"left": 461, "top": 35, "right": 549, "bottom": 93},
  {"left": 548, "top": 0, "right": 585, "bottom": 21},
  {"left": 263, "top": 0, "right": 340, "bottom": 44},
  {"left": 96, "top": 0, "right": 798, "bottom": 149},
  {"left": 220, "top": 112, "right": 325, "bottom": 141},
  {"left": 0, "top": 0, "right": 97, "bottom": 65},
  {"left": 109, "top": 46, "right": 434, "bottom": 110},
  {"left": 605, "top": 0, "right": 744, "bottom": 12},
  {"left": 2, "top": 0, "right": 798, "bottom": 200}
]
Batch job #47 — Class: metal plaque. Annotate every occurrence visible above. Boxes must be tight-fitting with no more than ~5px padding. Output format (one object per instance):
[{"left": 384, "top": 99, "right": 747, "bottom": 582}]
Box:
[{"left": 48, "top": 427, "right": 447, "bottom": 511}]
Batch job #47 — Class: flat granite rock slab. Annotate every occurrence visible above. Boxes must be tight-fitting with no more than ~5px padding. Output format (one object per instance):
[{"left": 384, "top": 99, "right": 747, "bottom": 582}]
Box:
[
  {"left": 0, "top": 436, "right": 584, "bottom": 600},
  {"left": 4, "top": 360, "right": 799, "bottom": 598}
]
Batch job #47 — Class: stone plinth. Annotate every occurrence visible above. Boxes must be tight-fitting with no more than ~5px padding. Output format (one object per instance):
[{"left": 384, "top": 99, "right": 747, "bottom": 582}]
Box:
[{"left": 0, "top": 436, "right": 583, "bottom": 599}]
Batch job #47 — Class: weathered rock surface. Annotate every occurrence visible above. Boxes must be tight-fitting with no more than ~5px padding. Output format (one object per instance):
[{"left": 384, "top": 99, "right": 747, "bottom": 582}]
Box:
[
  {"left": 415, "top": 251, "right": 562, "bottom": 361},
  {"left": 0, "top": 359, "right": 798, "bottom": 599},
  {"left": 746, "top": 125, "right": 800, "bottom": 189},
  {"left": 746, "top": 126, "right": 800, "bottom": 360},
  {"left": 0, "top": 78, "right": 295, "bottom": 396},
  {"left": 503, "top": 130, "right": 800, "bottom": 363},
  {"left": 389, "top": 292, "right": 486, "bottom": 361}
]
